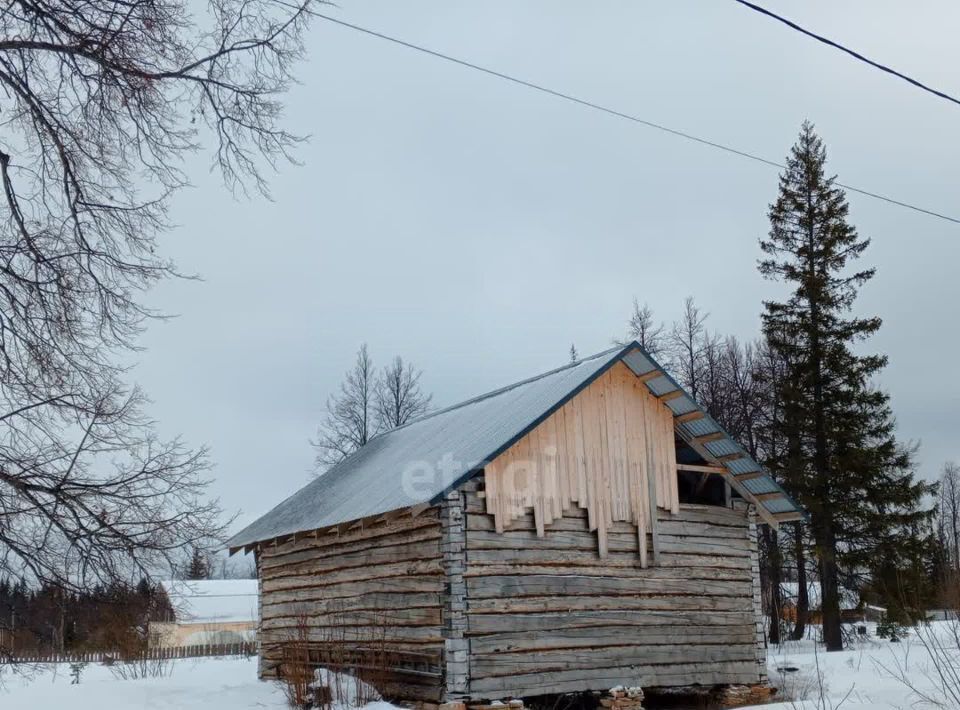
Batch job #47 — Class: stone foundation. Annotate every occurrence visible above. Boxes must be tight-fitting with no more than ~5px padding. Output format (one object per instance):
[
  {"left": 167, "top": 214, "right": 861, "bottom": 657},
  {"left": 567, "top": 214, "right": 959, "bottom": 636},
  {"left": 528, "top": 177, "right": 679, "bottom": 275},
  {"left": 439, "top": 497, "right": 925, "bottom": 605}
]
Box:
[
  {"left": 716, "top": 683, "right": 777, "bottom": 707},
  {"left": 600, "top": 686, "right": 645, "bottom": 710}
]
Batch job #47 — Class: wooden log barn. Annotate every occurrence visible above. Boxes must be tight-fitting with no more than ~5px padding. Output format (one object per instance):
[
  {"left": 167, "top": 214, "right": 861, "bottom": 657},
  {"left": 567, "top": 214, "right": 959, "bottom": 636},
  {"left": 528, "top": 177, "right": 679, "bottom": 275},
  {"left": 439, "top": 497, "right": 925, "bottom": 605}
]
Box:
[{"left": 227, "top": 343, "right": 804, "bottom": 703}]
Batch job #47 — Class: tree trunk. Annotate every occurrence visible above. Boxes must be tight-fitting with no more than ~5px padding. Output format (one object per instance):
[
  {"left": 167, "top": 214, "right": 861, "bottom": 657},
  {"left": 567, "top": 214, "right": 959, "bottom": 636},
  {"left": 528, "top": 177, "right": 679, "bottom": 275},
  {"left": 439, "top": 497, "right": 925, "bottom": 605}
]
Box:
[
  {"left": 790, "top": 523, "right": 809, "bottom": 641},
  {"left": 806, "top": 211, "right": 843, "bottom": 652},
  {"left": 765, "top": 526, "right": 783, "bottom": 645},
  {"left": 949, "top": 475, "right": 960, "bottom": 574},
  {"left": 814, "top": 517, "right": 844, "bottom": 651}
]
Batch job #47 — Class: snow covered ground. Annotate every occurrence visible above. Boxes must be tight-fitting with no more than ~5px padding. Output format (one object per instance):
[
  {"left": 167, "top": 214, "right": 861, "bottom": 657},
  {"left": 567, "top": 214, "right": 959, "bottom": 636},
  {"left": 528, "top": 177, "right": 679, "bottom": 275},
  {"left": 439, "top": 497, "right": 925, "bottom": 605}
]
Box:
[
  {"left": 1, "top": 623, "right": 957, "bottom": 710},
  {"left": 0, "top": 655, "right": 404, "bottom": 710},
  {"left": 750, "top": 621, "right": 960, "bottom": 709},
  {"left": 0, "top": 656, "right": 289, "bottom": 709}
]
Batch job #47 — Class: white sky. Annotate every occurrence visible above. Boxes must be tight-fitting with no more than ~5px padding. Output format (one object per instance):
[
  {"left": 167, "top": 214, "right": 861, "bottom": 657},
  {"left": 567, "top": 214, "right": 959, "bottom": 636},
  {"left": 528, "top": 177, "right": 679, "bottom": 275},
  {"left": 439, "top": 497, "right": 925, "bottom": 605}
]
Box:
[{"left": 133, "top": 1, "right": 960, "bottom": 532}]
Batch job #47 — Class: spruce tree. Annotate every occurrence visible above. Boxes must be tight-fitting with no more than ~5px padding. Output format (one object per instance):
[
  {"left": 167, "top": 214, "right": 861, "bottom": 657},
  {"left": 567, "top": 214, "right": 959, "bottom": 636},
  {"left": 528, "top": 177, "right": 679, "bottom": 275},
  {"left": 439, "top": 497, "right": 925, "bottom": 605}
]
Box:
[
  {"left": 185, "top": 547, "right": 211, "bottom": 580},
  {"left": 759, "top": 121, "right": 933, "bottom": 650}
]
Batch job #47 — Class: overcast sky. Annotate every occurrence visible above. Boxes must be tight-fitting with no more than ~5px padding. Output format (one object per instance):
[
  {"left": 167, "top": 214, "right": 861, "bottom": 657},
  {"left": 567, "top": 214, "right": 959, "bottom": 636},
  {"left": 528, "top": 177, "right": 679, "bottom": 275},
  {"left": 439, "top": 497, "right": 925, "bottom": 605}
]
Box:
[{"left": 133, "top": 1, "right": 960, "bottom": 533}]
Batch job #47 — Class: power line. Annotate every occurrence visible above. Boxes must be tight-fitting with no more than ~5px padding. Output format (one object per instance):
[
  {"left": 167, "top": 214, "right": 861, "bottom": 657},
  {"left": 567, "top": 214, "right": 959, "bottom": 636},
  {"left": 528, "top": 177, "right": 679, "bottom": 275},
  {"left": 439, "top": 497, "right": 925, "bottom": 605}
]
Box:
[
  {"left": 732, "top": 0, "right": 960, "bottom": 109},
  {"left": 316, "top": 13, "right": 960, "bottom": 226}
]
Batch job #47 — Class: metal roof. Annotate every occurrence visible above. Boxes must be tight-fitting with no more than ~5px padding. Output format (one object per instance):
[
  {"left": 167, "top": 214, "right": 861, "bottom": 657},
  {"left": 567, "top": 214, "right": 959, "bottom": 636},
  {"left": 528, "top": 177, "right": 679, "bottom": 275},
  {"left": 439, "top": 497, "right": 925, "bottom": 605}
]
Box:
[{"left": 227, "top": 342, "right": 803, "bottom": 551}]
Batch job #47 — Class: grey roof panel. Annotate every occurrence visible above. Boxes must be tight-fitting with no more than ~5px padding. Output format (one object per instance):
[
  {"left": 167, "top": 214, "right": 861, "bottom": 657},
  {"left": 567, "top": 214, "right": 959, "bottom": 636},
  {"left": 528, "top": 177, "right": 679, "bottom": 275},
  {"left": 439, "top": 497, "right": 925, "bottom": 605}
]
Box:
[
  {"left": 679, "top": 418, "right": 720, "bottom": 438},
  {"left": 726, "top": 457, "right": 763, "bottom": 475},
  {"left": 226, "top": 347, "right": 621, "bottom": 549},
  {"left": 666, "top": 396, "right": 698, "bottom": 416},
  {"left": 646, "top": 377, "right": 678, "bottom": 397},
  {"left": 742, "top": 476, "right": 779, "bottom": 495},
  {"left": 621, "top": 349, "right": 656, "bottom": 375},
  {"left": 705, "top": 438, "right": 741, "bottom": 457},
  {"left": 763, "top": 497, "right": 798, "bottom": 514},
  {"left": 227, "top": 342, "right": 803, "bottom": 550}
]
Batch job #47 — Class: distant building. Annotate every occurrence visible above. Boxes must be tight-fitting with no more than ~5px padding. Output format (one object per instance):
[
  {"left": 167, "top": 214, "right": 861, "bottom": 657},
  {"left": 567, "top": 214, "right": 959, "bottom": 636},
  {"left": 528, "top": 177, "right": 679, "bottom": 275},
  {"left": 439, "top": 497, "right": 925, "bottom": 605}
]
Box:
[
  {"left": 149, "top": 579, "right": 258, "bottom": 648},
  {"left": 779, "top": 582, "right": 872, "bottom": 623}
]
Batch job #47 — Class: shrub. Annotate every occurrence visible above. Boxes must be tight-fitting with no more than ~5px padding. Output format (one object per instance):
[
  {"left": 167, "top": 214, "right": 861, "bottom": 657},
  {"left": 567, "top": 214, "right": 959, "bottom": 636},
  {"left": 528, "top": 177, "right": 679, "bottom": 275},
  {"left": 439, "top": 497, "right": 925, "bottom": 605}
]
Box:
[{"left": 876, "top": 613, "right": 909, "bottom": 642}]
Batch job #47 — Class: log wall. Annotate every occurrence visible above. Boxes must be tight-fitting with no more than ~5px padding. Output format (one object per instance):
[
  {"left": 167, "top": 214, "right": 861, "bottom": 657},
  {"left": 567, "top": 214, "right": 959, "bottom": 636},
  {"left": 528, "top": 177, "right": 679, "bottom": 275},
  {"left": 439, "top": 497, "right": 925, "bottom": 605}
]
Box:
[
  {"left": 253, "top": 485, "right": 766, "bottom": 701},
  {"left": 256, "top": 511, "right": 445, "bottom": 701},
  {"left": 463, "top": 484, "right": 765, "bottom": 698}
]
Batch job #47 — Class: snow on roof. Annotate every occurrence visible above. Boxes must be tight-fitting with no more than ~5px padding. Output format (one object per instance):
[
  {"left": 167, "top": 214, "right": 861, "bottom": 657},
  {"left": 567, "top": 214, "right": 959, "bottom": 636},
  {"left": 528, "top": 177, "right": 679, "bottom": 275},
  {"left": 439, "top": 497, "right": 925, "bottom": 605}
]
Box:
[
  {"left": 780, "top": 581, "right": 860, "bottom": 610},
  {"left": 160, "top": 580, "right": 258, "bottom": 625}
]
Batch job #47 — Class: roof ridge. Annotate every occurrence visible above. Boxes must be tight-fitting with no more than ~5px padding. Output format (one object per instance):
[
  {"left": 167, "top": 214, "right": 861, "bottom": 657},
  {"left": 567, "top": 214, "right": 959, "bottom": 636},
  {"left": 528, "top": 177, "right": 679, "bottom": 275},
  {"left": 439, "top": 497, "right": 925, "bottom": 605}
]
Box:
[
  {"left": 226, "top": 337, "right": 805, "bottom": 552},
  {"left": 386, "top": 344, "right": 623, "bottom": 433}
]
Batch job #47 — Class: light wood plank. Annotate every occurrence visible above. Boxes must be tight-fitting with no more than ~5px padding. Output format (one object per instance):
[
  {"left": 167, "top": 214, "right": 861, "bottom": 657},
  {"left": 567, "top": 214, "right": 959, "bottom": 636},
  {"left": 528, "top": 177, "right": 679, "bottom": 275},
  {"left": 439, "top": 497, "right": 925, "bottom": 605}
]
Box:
[{"left": 481, "top": 363, "right": 698, "bottom": 558}]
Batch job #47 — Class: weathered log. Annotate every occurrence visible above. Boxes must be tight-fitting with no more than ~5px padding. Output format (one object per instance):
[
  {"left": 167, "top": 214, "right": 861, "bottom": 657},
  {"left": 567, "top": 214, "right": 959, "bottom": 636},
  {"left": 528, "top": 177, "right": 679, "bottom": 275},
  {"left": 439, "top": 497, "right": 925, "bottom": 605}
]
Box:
[
  {"left": 262, "top": 539, "right": 442, "bottom": 579},
  {"left": 465, "top": 511, "right": 749, "bottom": 540},
  {"left": 469, "top": 624, "right": 756, "bottom": 653},
  {"left": 466, "top": 574, "right": 749, "bottom": 599},
  {"left": 467, "top": 595, "right": 749, "bottom": 614},
  {"left": 465, "top": 609, "right": 755, "bottom": 635},
  {"left": 463, "top": 560, "right": 751, "bottom": 581},
  {"left": 261, "top": 532, "right": 442, "bottom": 572},
  {"left": 261, "top": 590, "right": 441, "bottom": 613},
  {"left": 262, "top": 511, "right": 440, "bottom": 558},
  {"left": 470, "top": 644, "right": 759, "bottom": 679},
  {"left": 259, "top": 624, "right": 443, "bottom": 643},
  {"left": 468, "top": 663, "right": 765, "bottom": 696},
  {"left": 261, "top": 560, "right": 443, "bottom": 593},
  {"left": 260, "top": 605, "right": 442, "bottom": 627}
]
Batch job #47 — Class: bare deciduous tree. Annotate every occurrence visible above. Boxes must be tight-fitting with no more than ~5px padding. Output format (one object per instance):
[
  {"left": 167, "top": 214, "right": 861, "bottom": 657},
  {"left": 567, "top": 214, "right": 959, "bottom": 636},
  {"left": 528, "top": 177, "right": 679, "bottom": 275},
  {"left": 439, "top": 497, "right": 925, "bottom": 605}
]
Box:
[
  {"left": 0, "top": 0, "right": 314, "bottom": 588},
  {"left": 0, "top": 383, "right": 225, "bottom": 589},
  {"left": 618, "top": 298, "right": 667, "bottom": 359},
  {"left": 313, "top": 347, "right": 433, "bottom": 473},
  {"left": 313, "top": 345, "right": 380, "bottom": 471},
  {"left": 375, "top": 356, "right": 431, "bottom": 430},
  {"left": 698, "top": 330, "right": 727, "bottom": 423},
  {"left": 670, "top": 296, "right": 708, "bottom": 400},
  {"left": 939, "top": 462, "right": 960, "bottom": 576}
]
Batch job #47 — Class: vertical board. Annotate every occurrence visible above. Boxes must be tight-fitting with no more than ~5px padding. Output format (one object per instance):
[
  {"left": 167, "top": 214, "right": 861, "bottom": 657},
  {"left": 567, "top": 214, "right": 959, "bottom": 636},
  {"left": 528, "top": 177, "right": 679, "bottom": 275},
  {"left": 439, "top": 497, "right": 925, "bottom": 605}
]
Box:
[{"left": 484, "top": 362, "right": 681, "bottom": 559}]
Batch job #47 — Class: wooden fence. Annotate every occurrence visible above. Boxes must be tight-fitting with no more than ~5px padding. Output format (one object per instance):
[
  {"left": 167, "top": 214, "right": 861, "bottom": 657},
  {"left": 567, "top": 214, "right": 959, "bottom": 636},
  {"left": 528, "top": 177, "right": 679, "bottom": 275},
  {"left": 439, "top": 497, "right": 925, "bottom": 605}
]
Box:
[{"left": 4, "top": 641, "right": 257, "bottom": 664}]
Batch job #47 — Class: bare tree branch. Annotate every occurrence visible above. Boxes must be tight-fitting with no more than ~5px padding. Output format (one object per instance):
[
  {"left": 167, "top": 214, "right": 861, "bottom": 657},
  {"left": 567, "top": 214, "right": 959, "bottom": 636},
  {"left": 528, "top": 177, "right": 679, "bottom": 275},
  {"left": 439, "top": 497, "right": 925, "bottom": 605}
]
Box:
[
  {"left": 312, "top": 344, "right": 380, "bottom": 472},
  {"left": 0, "top": 0, "right": 315, "bottom": 588},
  {"left": 375, "top": 356, "right": 431, "bottom": 431}
]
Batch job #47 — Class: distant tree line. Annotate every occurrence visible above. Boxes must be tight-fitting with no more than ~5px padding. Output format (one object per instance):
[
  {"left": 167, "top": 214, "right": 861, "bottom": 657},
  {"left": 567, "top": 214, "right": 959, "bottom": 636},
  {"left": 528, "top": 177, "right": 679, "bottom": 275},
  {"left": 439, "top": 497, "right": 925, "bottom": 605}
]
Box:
[
  {"left": 0, "top": 544, "right": 259, "bottom": 657},
  {"left": 933, "top": 462, "right": 960, "bottom": 609},
  {"left": 618, "top": 122, "right": 943, "bottom": 651},
  {"left": 0, "top": 578, "right": 173, "bottom": 657}
]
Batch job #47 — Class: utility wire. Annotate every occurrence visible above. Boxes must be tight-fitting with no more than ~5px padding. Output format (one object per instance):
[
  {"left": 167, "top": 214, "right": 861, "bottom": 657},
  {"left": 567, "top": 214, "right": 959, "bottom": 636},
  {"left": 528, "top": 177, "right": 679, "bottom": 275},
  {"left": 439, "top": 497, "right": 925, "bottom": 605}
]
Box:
[
  {"left": 316, "top": 13, "right": 960, "bottom": 226},
  {"left": 732, "top": 0, "right": 960, "bottom": 109}
]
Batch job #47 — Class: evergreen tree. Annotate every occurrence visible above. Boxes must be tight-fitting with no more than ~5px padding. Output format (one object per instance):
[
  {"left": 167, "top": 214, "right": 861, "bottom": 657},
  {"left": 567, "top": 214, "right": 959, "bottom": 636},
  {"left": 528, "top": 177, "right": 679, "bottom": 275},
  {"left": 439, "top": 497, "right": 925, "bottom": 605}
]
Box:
[
  {"left": 758, "top": 327, "right": 814, "bottom": 641},
  {"left": 185, "top": 547, "right": 211, "bottom": 580},
  {"left": 759, "top": 121, "right": 933, "bottom": 650}
]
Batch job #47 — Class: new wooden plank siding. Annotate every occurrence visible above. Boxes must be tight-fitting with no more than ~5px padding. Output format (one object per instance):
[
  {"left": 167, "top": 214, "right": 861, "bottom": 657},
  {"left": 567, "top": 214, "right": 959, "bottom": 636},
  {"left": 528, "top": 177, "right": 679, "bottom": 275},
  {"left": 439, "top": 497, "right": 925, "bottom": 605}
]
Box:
[
  {"left": 484, "top": 362, "right": 678, "bottom": 562},
  {"left": 463, "top": 486, "right": 764, "bottom": 698},
  {"left": 256, "top": 511, "right": 446, "bottom": 701}
]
